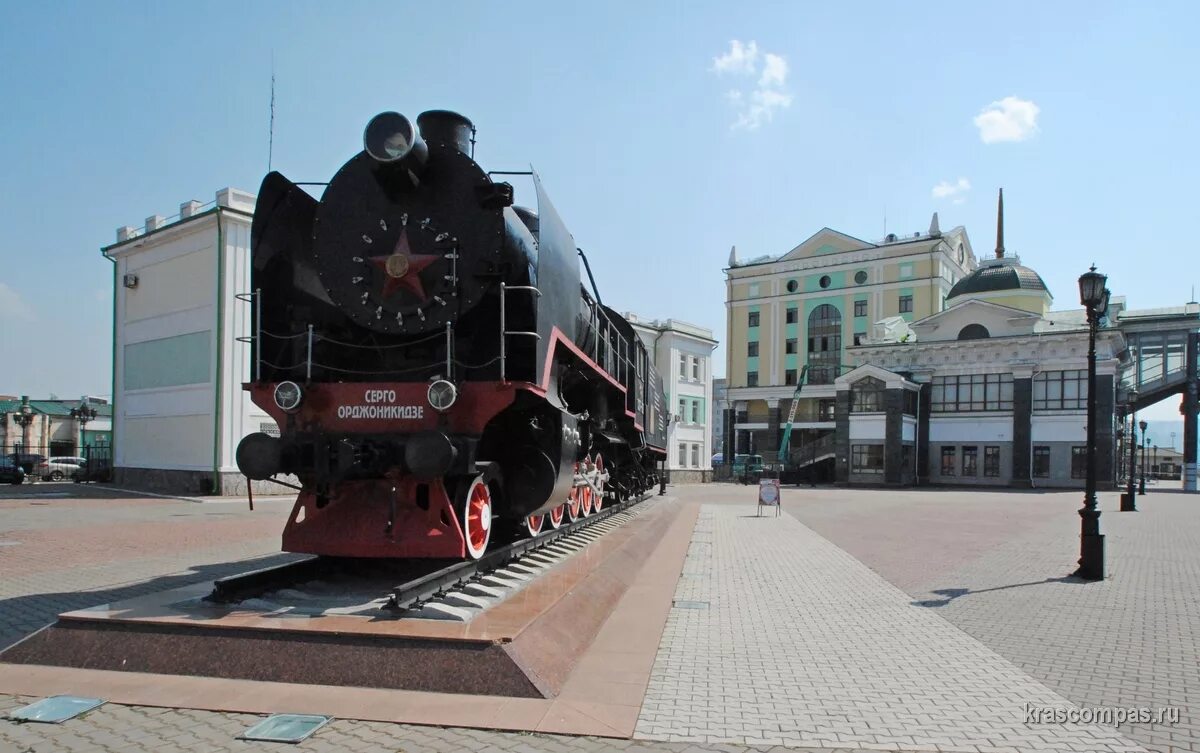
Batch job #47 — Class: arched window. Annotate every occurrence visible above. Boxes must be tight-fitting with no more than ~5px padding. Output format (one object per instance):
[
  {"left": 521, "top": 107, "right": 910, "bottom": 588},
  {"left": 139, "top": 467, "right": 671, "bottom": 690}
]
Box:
[
  {"left": 957, "top": 323, "right": 990, "bottom": 340},
  {"left": 851, "top": 376, "right": 885, "bottom": 412},
  {"left": 807, "top": 304, "right": 842, "bottom": 384}
]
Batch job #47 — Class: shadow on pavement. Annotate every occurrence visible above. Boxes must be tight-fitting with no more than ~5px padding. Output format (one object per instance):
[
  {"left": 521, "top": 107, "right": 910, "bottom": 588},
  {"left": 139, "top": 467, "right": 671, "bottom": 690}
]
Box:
[
  {"left": 911, "top": 576, "right": 1081, "bottom": 608},
  {"left": 0, "top": 552, "right": 303, "bottom": 651}
]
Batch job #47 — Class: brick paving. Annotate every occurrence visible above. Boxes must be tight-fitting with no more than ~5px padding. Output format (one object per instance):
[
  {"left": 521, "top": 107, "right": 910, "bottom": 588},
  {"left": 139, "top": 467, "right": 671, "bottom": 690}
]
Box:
[
  {"left": 783, "top": 486, "right": 1199, "bottom": 753},
  {"left": 637, "top": 501, "right": 1145, "bottom": 752},
  {"left": 2, "top": 482, "right": 1197, "bottom": 752}
]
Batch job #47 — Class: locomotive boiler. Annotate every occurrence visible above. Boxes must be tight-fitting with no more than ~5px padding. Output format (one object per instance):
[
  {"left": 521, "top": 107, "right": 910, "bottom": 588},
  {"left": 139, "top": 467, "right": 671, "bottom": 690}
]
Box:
[{"left": 235, "top": 108, "right": 668, "bottom": 560}]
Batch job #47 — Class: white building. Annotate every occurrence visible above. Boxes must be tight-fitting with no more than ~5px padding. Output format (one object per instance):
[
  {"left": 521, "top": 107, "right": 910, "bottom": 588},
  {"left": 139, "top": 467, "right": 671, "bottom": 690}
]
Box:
[
  {"left": 103, "top": 188, "right": 274, "bottom": 495},
  {"left": 626, "top": 315, "right": 718, "bottom": 482}
]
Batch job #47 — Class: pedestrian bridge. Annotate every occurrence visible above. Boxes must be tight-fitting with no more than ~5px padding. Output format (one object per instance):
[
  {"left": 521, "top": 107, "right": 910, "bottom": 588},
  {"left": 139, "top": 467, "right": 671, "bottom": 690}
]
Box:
[{"left": 1116, "top": 305, "right": 1199, "bottom": 411}]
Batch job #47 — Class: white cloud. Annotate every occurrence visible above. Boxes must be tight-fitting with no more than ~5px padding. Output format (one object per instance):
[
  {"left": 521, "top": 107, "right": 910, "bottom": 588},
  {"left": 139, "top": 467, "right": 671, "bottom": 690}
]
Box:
[
  {"left": 0, "top": 282, "right": 35, "bottom": 321},
  {"left": 974, "top": 96, "right": 1040, "bottom": 143},
  {"left": 710, "top": 40, "right": 792, "bottom": 131},
  {"left": 932, "top": 177, "right": 971, "bottom": 204},
  {"left": 712, "top": 40, "right": 759, "bottom": 75},
  {"left": 758, "top": 53, "right": 787, "bottom": 89}
]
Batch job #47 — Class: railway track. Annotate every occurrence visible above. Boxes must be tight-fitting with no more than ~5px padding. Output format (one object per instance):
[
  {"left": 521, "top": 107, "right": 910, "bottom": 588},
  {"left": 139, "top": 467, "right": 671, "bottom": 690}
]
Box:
[{"left": 205, "top": 490, "right": 656, "bottom": 618}]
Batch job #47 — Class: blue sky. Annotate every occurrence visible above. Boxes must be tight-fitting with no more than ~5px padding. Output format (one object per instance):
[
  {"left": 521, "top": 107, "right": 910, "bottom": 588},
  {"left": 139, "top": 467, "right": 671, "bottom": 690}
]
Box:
[{"left": 0, "top": 1, "right": 1196, "bottom": 421}]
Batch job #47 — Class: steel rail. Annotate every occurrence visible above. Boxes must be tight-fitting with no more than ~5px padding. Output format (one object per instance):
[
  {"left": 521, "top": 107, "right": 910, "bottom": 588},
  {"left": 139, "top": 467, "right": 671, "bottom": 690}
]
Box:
[{"left": 387, "top": 489, "right": 651, "bottom": 612}]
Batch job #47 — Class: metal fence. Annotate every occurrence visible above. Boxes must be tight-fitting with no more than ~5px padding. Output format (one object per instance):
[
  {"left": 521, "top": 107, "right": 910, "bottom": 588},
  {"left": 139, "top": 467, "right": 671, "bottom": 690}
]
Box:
[{"left": 2, "top": 444, "right": 113, "bottom": 483}]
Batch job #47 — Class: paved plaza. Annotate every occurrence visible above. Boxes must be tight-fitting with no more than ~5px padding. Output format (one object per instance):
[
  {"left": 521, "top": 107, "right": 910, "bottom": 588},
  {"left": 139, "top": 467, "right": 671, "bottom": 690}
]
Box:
[{"left": 1, "top": 481, "right": 1196, "bottom": 752}]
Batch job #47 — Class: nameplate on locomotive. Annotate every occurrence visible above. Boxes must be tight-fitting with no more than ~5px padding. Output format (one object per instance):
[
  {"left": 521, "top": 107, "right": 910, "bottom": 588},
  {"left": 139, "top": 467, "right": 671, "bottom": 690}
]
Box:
[{"left": 336, "top": 390, "right": 425, "bottom": 419}]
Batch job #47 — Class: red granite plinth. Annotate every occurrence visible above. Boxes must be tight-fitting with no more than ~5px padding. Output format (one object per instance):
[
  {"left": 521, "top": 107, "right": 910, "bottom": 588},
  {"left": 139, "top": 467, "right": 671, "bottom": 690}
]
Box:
[{"left": 0, "top": 497, "right": 688, "bottom": 700}]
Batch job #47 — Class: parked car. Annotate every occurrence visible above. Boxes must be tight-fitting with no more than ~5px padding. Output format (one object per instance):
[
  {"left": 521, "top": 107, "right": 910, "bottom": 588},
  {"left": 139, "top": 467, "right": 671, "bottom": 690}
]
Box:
[
  {"left": 73, "top": 458, "right": 113, "bottom": 483},
  {"left": 7, "top": 453, "right": 46, "bottom": 476},
  {"left": 38, "top": 456, "right": 86, "bottom": 481},
  {"left": 0, "top": 458, "right": 25, "bottom": 485}
]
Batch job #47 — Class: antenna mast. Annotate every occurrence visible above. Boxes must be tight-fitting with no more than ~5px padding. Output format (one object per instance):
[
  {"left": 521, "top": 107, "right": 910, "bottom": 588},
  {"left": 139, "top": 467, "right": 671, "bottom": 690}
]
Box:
[{"left": 268, "top": 55, "right": 276, "bottom": 172}]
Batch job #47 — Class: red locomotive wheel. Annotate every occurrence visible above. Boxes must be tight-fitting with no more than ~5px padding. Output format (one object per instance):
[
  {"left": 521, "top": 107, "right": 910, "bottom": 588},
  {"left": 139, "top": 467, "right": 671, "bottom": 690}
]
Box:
[
  {"left": 547, "top": 504, "right": 565, "bottom": 529},
  {"left": 591, "top": 454, "right": 605, "bottom": 513},
  {"left": 566, "top": 463, "right": 583, "bottom": 522},
  {"left": 580, "top": 476, "right": 594, "bottom": 517},
  {"left": 461, "top": 476, "right": 492, "bottom": 560},
  {"left": 525, "top": 513, "right": 545, "bottom": 537}
]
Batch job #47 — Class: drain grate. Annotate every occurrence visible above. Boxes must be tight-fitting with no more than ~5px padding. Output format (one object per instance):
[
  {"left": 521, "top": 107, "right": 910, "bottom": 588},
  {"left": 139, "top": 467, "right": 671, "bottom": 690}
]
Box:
[
  {"left": 8, "top": 695, "right": 105, "bottom": 723},
  {"left": 239, "top": 714, "right": 331, "bottom": 742},
  {"left": 672, "top": 600, "right": 711, "bottom": 609}
]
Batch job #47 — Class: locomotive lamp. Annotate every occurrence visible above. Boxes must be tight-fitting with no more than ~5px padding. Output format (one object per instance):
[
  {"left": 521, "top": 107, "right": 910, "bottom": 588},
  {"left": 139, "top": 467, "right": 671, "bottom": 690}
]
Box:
[
  {"left": 364, "top": 111, "right": 429, "bottom": 172},
  {"left": 427, "top": 379, "right": 457, "bottom": 412},
  {"left": 273, "top": 381, "right": 303, "bottom": 413},
  {"left": 1073, "top": 266, "right": 1107, "bottom": 581}
]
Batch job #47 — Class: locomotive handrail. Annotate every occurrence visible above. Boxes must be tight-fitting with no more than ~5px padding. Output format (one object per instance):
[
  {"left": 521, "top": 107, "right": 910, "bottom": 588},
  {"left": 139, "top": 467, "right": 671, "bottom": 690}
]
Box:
[{"left": 499, "top": 283, "right": 542, "bottom": 383}]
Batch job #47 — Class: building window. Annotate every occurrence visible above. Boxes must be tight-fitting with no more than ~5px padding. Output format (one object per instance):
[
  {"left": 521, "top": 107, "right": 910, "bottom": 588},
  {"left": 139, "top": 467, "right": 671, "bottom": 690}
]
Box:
[
  {"left": 903, "top": 390, "right": 918, "bottom": 416},
  {"left": 854, "top": 299, "right": 867, "bottom": 317},
  {"left": 854, "top": 270, "right": 868, "bottom": 284},
  {"left": 819, "top": 399, "right": 836, "bottom": 421},
  {"left": 1033, "top": 370, "right": 1088, "bottom": 411},
  {"left": 679, "top": 354, "right": 686, "bottom": 378},
  {"left": 941, "top": 447, "right": 957, "bottom": 475},
  {"left": 899, "top": 264, "right": 913, "bottom": 279},
  {"left": 679, "top": 398, "right": 686, "bottom": 422},
  {"left": 1033, "top": 446, "right": 1051, "bottom": 478},
  {"left": 807, "top": 303, "right": 842, "bottom": 384},
  {"left": 691, "top": 400, "right": 700, "bottom": 424},
  {"left": 962, "top": 446, "right": 978, "bottom": 476},
  {"left": 748, "top": 311, "right": 760, "bottom": 327},
  {"left": 747, "top": 371, "right": 758, "bottom": 387},
  {"left": 851, "top": 444, "right": 884, "bottom": 474},
  {"left": 931, "top": 374, "right": 1014, "bottom": 412},
  {"left": 691, "top": 444, "right": 700, "bottom": 468},
  {"left": 678, "top": 443, "right": 687, "bottom": 466},
  {"left": 1071, "top": 447, "right": 1087, "bottom": 479},
  {"left": 984, "top": 446, "right": 1000, "bottom": 477},
  {"left": 747, "top": 341, "right": 759, "bottom": 357},
  {"left": 786, "top": 279, "right": 798, "bottom": 293},
  {"left": 851, "top": 376, "right": 885, "bottom": 412},
  {"left": 819, "top": 275, "right": 832, "bottom": 288},
  {"left": 786, "top": 307, "right": 798, "bottom": 324},
  {"left": 693, "top": 359, "right": 701, "bottom": 381},
  {"left": 957, "top": 324, "right": 990, "bottom": 340},
  {"left": 853, "top": 332, "right": 865, "bottom": 346},
  {"left": 899, "top": 294, "right": 913, "bottom": 313},
  {"left": 785, "top": 338, "right": 797, "bottom": 354},
  {"left": 785, "top": 369, "right": 797, "bottom": 386}
]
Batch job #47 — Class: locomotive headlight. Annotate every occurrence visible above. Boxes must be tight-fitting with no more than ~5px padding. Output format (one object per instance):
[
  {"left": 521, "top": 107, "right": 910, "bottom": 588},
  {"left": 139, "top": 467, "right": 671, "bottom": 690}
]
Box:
[
  {"left": 365, "top": 111, "right": 423, "bottom": 162},
  {"left": 273, "top": 381, "right": 303, "bottom": 413},
  {"left": 427, "top": 379, "right": 457, "bottom": 412}
]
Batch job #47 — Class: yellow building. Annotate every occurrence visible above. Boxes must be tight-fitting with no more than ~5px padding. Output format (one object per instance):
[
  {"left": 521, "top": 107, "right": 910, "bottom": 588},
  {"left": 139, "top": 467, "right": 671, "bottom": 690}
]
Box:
[{"left": 723, "top": 212, "right": 977, "bottom": 464}]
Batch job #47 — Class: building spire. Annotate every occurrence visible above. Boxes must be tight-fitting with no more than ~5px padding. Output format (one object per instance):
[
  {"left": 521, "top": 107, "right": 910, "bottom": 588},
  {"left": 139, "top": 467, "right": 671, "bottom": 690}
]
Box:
[
  {"left": 928, "top": 211, "right": 941, "bottom": 237},
  {"left": 728, "top": 244, "right": 739, "bottom": 267},
  {"left": 995, "top": 187, "right": 1005, "bottom": 259}
]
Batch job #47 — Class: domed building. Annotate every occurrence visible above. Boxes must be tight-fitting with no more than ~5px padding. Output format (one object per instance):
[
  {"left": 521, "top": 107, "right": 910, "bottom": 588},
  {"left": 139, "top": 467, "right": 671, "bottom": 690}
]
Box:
[{"left": 833, "top": 189, "right": 1128, "bottom": 489}]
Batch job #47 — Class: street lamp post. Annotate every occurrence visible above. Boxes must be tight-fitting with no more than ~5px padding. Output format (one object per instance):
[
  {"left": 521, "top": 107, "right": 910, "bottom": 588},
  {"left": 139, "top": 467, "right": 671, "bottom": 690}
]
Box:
[
  {"left": 1074, "top": 266, "right": 1108, "bottom": 581},
  {"left": 70, "top": 401, "right": 98, "bottom": 460},
  {"left": 12, "top": 396, "right": 35, "bottom": 458},
  {"left": 1122, "top": 395, "right": 1138, "bottom": 511},
  {"left": 1139, "top": 419, "right": 1148, "bottom": 494}
]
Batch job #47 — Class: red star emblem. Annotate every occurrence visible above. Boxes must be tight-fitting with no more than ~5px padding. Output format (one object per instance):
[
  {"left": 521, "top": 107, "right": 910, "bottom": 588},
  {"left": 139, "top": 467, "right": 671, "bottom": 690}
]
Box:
[{"left": 368, "top": 228, "right": 441, "bottom": 301}]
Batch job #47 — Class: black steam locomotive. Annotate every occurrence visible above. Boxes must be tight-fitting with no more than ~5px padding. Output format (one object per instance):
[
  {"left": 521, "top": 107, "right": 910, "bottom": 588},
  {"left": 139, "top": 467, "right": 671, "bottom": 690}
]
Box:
[{"left": 235, "top": 109, "right": 668, "bottom": 560}]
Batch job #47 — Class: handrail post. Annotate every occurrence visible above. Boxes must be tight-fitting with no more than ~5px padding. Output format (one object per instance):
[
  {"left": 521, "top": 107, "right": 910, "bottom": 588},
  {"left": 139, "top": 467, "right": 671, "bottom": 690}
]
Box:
[
  {"left": 306, "top": 324, "right": 314, "bottom": 382},
  {"left": 254, "top": 288, "right": 262, "bottom": 383},
  {"left": 444, "top": 320, "right": 453, "bottom": 376},
  {"left": 499, "top": 282, "right": 507, "bottom": 383}
]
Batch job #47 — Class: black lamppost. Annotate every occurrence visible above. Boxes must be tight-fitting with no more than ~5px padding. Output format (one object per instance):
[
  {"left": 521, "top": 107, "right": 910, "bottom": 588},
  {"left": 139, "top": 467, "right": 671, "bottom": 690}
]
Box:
[
  {"left": 12, "top": 396, "right": 35, "bottom": 457},
  {"left": 1121, "top": 394, "right": 1138, "bottom": 511},
  {"left": 1074, "top": 266, "right": 1108, "bottom": 581},
  {"left": 70, "top": 401, "right": 97, "bottom": 455},
  {"left": 1139, "top": 419, "right": 1148, "bottom": 494}
]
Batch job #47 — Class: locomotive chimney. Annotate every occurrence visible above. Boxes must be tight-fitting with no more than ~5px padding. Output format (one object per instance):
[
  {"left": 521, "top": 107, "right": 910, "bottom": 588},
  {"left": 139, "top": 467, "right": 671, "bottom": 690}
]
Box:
[
  {"left": 363, "top": 111, "right": 429, "bottom": 177},
  {"left": 417, "top": 110, "right": 475, "bottom": 156}
]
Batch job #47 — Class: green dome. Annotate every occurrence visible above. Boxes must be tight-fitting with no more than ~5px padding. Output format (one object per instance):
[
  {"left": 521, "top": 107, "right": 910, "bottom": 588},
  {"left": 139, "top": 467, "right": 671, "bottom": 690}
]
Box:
[{"left": 947, "top": 262, "right": 1048, "bottom": 299}]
